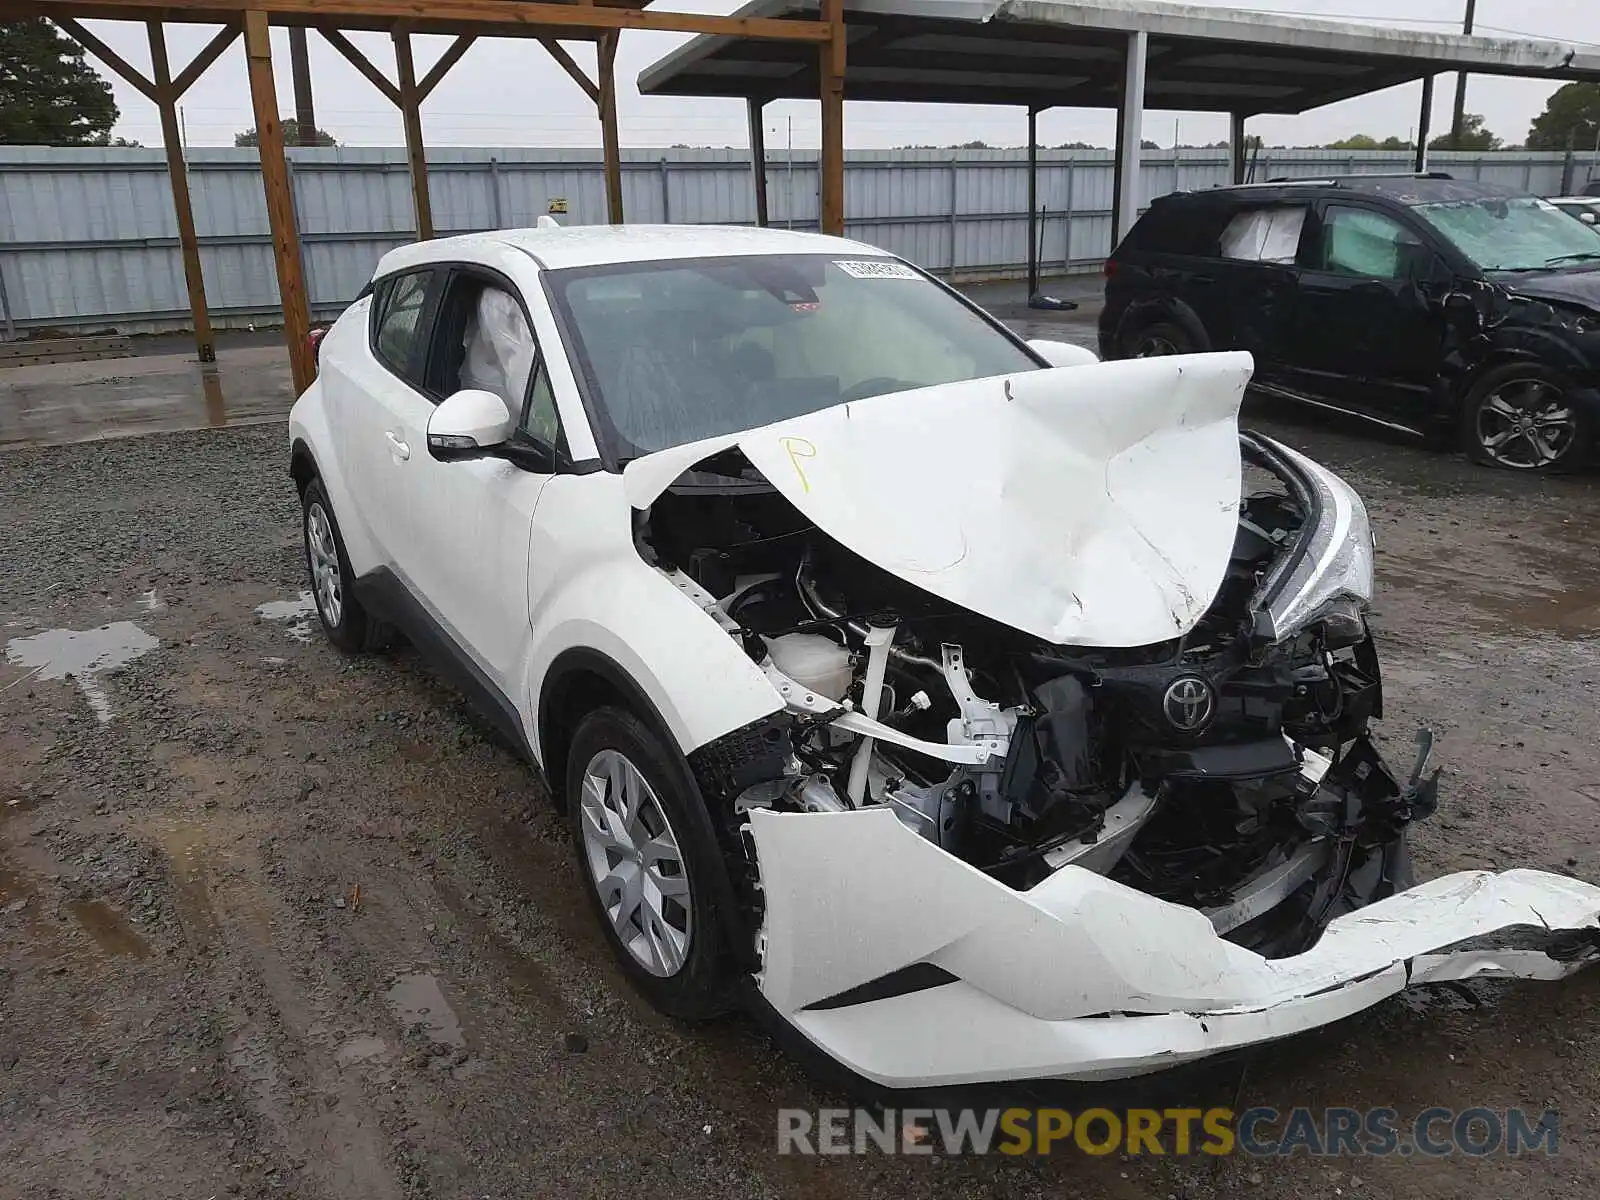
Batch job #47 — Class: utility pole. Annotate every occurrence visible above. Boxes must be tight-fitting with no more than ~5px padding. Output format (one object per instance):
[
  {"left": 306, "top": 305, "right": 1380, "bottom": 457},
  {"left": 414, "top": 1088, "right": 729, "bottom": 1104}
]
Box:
[{"left": 1449, "top": 0, "right": 1477, "bottom": 148}]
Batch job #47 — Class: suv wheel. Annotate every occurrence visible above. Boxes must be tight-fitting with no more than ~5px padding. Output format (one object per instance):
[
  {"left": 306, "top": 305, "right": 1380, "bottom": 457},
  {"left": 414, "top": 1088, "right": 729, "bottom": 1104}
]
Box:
[
  {"left": 1123, "top": 320, "right": 1194, "bottom": 358},
  {"left": 566, "top": 706, "right": 736, "bottom": 1020},
  {"left": 1460, "top": 363, "right": 1588, "bottom": 471},
  {"left": 301, "top": 478, "right": 389, "bottom": 652}
]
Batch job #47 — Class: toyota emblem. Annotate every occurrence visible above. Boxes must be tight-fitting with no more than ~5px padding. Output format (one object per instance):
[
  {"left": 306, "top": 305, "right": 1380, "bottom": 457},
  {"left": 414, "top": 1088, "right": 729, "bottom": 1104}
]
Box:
[{"left": 1162, "top": 676, "right": 1215, "bottom": 732}]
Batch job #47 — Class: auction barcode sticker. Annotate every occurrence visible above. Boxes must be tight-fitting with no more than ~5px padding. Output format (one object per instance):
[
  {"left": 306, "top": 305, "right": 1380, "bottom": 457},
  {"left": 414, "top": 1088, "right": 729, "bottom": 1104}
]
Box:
[{"left": 833, "top": 259, "right": 919, "bottom": 279}]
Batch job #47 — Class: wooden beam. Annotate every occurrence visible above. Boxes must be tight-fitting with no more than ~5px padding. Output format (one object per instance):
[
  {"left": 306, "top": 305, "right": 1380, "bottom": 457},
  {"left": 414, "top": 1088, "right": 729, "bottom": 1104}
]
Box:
[
  {"left": 597, "top": 30, "right": 621, "bottom": 225},
  {"left": 818, "top": 0, "right": 845, "bottom": 236},
  {"left": 148, "top": 20, "right": 214, "bottom": 363},
  {"left": 747, "top": 97, "right": 768, "bottom": 227},
  {"left": 244, "top": 8, "right": 313, "bottom": 394},
  {"left": 46, "top": 0, "right": 835, "bottom": 43},
  {"left": 538, "top": 37, "right": 596, "bottom": 103},
  {"left": 393, "top": 31, "right": 433, "bottom": 239},
  {"left": 319, "top": 27, "right": 399, "bottom": 105},
  {"left": 170, "top": 20, "right": 240, "bottom": 96},
  {"left": 287, "top": 25, "right": 316, "bottom": 142},
  {"left": 417, "top": 33, "right": 473, "bottom": 99},
  {"left": 56, "top": 16, "right": 157, "bottom": 100}
]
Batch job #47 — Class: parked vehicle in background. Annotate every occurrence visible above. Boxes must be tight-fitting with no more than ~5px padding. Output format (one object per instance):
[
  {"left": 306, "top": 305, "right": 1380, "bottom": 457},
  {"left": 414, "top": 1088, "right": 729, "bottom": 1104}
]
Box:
[
  {"left": 1550, "top": 195, "right": 1600, "bottom": 226},
  {"left": 1101, "top": 175, "right": 1600, "bottom": 471}
]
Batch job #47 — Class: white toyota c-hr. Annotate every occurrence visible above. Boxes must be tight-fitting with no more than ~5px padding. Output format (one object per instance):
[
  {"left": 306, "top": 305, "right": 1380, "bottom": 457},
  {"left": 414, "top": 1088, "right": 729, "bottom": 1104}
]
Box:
[{"left": 289, "top": 224, "right": 1600, "bottom": 1089}]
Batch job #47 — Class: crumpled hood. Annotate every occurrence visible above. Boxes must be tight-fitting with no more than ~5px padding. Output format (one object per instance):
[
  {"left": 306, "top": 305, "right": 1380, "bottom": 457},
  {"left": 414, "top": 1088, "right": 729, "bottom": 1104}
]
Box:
[{"left": 624, "top": 352, "right": 1253, "bottom": 648}]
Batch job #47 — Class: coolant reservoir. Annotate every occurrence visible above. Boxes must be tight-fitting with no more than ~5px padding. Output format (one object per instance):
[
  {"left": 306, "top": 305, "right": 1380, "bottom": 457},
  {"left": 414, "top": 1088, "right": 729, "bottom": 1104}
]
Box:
[{"left": 765, "top": 633, "right": 853, "bottom": 702}]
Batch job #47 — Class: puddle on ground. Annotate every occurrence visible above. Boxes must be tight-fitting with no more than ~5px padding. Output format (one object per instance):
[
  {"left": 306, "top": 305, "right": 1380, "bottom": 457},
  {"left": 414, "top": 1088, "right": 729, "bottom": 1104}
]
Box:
[
  {"left": 1473, "top": 586, "right": 1600, "bottom": 639},
  {"left": 255, "top": 593, "right": 316, "bottom": 643},
  {"left": 334, "top": 1034, "right": 390, "bottom": 1068},
  {"left": 386, "top": 971, "right": 465, "bottom": 1048},
  {"left": 67, "top": 899, "right": 151, "bottom": 959},
  {"left": 4, "top": 622, "right": 159, "bottom": 722}
]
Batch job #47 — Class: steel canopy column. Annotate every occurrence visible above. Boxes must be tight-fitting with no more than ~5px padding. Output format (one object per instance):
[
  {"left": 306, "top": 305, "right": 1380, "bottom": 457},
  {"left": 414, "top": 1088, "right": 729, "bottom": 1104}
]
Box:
[
  {"left": 1111, "top": 29, "right": 1147, "bottom": 249},
  {"left": 244, "top": 10, "right": 313, "bottom": 395},
  {"left": 598, "top": 31, "right": 624, "bottom": 224},
  {"left": 818, "top": 0, "right": 845, "bottom": 235},
  {"left": 1026, "top": 105, "right": 1039, "bottom": 298},
  {"left": 1414, "top": 75, "right": 1434, "bottom": 173},
  {"left": 393, "top": 31, "right": 433, "bottom": 239},
  {"left": 748, "top": 97, "right": 769, "bottom": 227},
  {"left": 147, "top": 22, "right": 215, "bottom": 364},
  {"left": 1230, "top": 112, "right": 1247, "bottom": 184}
]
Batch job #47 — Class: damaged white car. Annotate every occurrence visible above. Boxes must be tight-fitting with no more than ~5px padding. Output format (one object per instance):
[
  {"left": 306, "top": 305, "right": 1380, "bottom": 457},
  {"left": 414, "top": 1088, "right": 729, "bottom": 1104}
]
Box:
[{"left": 289, "top": 225, "right": 1600, "bottom": 1087}]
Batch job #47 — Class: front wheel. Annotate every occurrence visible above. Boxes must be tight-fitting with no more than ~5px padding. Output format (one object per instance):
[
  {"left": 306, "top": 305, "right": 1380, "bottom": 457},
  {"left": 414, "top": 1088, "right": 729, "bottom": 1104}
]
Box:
[
  {"left": 566, "top": 706, "right": 737, "bottom": 1020},
  {"left": 1460, "top": 363, "right": 1588, "bottom": 471}
]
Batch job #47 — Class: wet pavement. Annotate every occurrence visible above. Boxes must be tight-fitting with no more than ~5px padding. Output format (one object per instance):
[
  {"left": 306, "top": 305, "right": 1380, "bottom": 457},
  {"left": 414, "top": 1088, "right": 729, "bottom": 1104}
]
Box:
[
  {"left": 0, "top": 343, "right": 295, "bottom": 448},
  {"left": 1, "top": 305, "right": 1599, "bottom": 1199}
]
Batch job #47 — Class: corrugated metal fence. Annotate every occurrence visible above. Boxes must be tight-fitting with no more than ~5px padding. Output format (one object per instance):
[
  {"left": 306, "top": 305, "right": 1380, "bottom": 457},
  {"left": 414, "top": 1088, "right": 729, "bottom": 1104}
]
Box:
[{"left": 0, "top": 145, "right": 1591, "bottom": 335}]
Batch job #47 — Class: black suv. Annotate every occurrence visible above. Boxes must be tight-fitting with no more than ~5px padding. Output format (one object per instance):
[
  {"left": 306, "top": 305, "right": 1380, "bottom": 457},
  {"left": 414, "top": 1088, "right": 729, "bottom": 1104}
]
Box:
[{"left": 1099, "top": 174, "right": 1600, "bottom": 471}]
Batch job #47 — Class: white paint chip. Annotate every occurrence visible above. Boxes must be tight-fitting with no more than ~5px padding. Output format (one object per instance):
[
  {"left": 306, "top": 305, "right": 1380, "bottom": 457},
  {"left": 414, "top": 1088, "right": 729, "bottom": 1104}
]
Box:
[{"left": 256, "top": 592, "right": 317, "bottom": 643}]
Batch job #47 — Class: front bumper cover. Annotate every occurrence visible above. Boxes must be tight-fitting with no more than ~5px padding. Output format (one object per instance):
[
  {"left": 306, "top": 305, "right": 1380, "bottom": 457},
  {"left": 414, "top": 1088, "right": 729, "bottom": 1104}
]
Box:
[{"left": 748, "top": 807, "right": 1600, "bottom": 1086}]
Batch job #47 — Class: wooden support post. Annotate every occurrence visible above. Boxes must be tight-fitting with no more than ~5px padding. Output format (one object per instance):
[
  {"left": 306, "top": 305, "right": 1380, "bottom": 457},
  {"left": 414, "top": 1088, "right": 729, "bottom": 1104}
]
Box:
[
  {"left": 598, "top": 31, "right": 623, "bottom": 224},
  {"left": 393, "top": 31, "right": 433, "bottom": 240},
  {"left": 1026, "top": 104, "right": 1038, "bottom": 299},
  {"left": 148, "top": 21, "right": 215, "bottom": 364},
  {"left": 540, "top": 38, "right": 598, "bottom": 102},
  {"left": 244, "top": 10, "right": 313, "bottom": 394},
  {"left": 288, "top": 26, "right": 317, "bottom": 144},
  {"left": 818, "top": 0, "right": 845, "bottom": 235},
  {"left": 747, "top": 97, "right": 768, "bottom": 227}
]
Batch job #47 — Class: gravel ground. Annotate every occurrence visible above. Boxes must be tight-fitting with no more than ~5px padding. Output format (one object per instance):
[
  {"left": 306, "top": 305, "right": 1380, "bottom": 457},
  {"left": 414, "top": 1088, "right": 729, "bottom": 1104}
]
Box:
[{"left": 2, "top": 407, "right": 1599, "bottom": 1200}]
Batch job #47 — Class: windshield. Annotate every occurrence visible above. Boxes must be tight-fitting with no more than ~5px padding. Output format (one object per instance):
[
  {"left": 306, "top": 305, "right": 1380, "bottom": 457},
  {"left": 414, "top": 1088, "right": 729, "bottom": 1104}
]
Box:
[
  {"left": 546, "top": 253, "right": 1040, "bottom": 458},
  {"left": 1414, "top": 195, "right": 1600, "bottom": 272}
]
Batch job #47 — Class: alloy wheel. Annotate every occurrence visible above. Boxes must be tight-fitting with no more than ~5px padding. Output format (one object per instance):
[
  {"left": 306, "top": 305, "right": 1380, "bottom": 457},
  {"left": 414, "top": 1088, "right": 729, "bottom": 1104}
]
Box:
[
  {"left": 1136, "top": 334, "right": 1179, "bottom": 357},
  {"left": 306, "top": 502, "right": 343, "bottom": 626},
  {"left": 1475, "top": 379, "right": 1577, "bottom": 470},
  {"left": 578, "top": 748, "right": 693, "bottom": 977}
]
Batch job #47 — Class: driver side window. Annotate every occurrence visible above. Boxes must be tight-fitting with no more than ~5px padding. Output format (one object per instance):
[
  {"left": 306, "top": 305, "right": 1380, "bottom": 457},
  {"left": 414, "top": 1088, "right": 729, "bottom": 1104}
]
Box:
[{"left": 1318, "top": 206, "right": 1424, "bottom": 280}]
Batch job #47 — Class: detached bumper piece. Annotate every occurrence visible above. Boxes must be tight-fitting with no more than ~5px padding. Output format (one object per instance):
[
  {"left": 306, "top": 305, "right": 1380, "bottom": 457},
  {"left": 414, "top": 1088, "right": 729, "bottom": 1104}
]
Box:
[{"left": 749, "top": 807, "right": 1600, "bottom": 1086}]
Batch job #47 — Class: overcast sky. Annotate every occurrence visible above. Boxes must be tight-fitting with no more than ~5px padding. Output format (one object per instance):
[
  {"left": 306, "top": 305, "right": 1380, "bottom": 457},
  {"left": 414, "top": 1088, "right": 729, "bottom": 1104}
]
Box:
[{"left": 81, "top": 0, "right": 1598, "bottom": 152}]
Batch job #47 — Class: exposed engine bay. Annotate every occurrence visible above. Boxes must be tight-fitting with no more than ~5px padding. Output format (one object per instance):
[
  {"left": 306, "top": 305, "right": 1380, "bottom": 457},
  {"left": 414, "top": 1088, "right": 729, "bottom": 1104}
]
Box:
[{"left": 638, "top": 432, "right": 1440, "bottom": 960}]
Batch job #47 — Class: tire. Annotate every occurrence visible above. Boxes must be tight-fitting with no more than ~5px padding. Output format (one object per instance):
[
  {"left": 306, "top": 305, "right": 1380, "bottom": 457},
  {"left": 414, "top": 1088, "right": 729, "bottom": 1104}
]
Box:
[
  {"left": 1459, "top": 362, "right": 1589, "bottom": 471},
  {"left": 301, "top": 478, "right": 389, "bottom": 653},
  {"left": 1121, "top": 319, "right": 1195, "bottom": 359},
  {"left": 566, "top": 706, "right": 737, "bottom": 1020}
]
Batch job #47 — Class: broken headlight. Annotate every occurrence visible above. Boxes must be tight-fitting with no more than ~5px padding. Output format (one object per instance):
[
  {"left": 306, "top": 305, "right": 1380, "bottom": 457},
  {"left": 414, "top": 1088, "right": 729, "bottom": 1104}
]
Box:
[{"left": 1258, "top": 441, "right": 1376, "bottom": 642}]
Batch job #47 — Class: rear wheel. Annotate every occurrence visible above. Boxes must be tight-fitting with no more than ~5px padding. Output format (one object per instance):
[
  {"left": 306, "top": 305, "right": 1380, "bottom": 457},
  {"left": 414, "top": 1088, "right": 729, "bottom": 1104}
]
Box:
[
  {"left": 566, "top": 706, "right": 737, "bottom": 1020},
  {"left": 1460, "top": 363, "right": 1588, "bottom": 471},
  {"left": 301, "top": 478, "right": 388, "bottom": 652},
  {"left": 1122, "top": 319, "right": 1195, "bottom": 359}
]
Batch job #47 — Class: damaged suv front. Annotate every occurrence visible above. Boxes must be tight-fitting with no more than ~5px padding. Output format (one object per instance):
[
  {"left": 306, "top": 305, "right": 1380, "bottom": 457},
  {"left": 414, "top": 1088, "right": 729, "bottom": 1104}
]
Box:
[{"left": 620, "top": 353, "right": 1600, "bottom": 1086}]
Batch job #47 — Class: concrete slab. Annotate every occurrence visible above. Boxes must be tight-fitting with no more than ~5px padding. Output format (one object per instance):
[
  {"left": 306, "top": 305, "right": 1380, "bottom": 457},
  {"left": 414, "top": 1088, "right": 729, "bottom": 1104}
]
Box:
[{"left": 0, "top": 345, "right": 296, "bottom": 450}]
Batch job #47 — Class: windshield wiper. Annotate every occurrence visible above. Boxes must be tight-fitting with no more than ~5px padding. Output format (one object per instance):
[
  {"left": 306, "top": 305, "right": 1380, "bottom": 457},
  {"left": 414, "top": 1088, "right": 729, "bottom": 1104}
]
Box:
[{"left": 1543, "top": 251, "right": 1600, "bottom": 266}]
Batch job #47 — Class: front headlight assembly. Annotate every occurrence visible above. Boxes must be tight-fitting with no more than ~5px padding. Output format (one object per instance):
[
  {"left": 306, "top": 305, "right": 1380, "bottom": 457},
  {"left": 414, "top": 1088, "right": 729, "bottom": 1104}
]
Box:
[{"left": 1247, "top": 437, "right": 1376, "bottom": 644}]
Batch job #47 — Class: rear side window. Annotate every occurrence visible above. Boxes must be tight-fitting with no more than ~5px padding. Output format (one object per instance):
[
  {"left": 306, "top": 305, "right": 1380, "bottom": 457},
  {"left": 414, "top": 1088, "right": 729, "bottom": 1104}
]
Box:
[
  {"left": 371, "top": 271, "right": 433, "bottom": 385},
  {"left": 1122, "top": 200, "right": 1229, "bottom": 257},
  {"left": 1220, "top": 206, "right": 1307, "bottom": 264}
]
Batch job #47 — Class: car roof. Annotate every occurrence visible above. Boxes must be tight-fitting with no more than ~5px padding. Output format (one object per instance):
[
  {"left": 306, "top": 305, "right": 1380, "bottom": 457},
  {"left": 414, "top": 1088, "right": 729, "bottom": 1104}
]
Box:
[
  {"left": 374, "top": 224, "right": 888, "bottom": 277},
  {"left": 1163, "top": 174, "right": 1524, "bottom": 208}
]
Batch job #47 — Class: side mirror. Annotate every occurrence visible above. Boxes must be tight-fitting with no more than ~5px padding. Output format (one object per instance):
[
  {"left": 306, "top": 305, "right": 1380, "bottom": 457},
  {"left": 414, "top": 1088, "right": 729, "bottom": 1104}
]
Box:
[
  {"left": 1442, "top": 291, "right": 1483, "bottom": 335},
  {"left": 427, "top": 389, "right": 515, "bottom": 461},
  {"left": 1581, "top": 211, "right": 1597, "bottom": 226},
  {"left": 1027, "top": 338, "right": 1100, "bottom": 368}
]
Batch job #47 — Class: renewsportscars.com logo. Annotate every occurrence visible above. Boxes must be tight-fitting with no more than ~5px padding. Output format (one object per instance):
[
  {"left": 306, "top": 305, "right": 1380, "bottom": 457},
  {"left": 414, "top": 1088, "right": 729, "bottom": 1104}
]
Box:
[{"left": 777, "top": 1107, "right": 1561, "bottom": 1158}]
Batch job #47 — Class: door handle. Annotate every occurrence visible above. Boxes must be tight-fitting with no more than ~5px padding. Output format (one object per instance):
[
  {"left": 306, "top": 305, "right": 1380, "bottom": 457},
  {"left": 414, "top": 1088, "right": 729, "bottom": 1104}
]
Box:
[{"left": 385, "top": 431, "right": 410, "bottom": 461}]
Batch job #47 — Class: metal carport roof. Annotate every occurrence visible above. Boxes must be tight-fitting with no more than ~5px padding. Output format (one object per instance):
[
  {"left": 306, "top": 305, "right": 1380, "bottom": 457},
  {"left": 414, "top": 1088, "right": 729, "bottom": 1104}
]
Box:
[{"left": 638, "top": 0, "right": 1600, "bottom": 115}]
